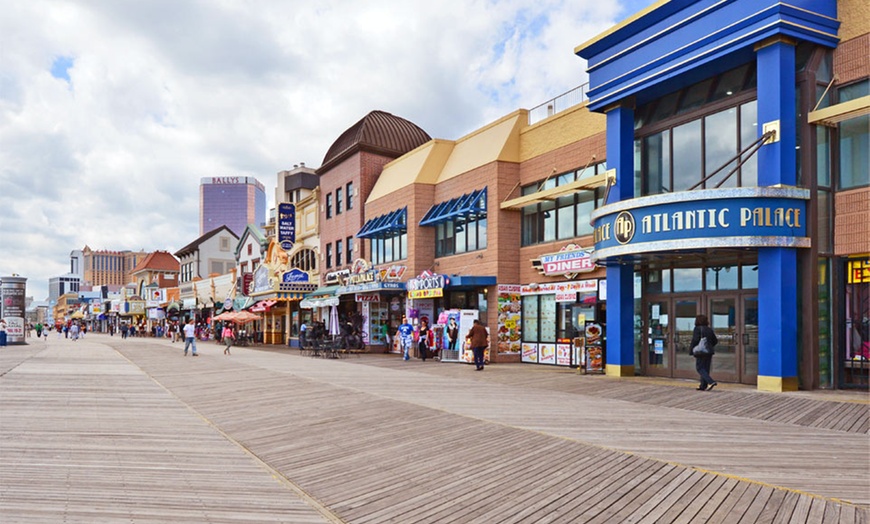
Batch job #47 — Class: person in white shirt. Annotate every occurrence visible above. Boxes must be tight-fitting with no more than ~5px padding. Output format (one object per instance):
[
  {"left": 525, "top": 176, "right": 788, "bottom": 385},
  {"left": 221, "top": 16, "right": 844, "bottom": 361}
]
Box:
[{"left": 182, "top": 319, "right": 198, "bottom": 356}]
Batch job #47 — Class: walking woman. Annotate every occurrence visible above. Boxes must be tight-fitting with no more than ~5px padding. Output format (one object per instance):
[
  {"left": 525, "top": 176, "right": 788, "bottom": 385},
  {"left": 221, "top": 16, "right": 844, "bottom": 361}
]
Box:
[
  {"left": 222, "top": 322, "right": 235, "bottom": 355},
  {"left": 690, "top": 314, "right": 718, "bottom": 391}
]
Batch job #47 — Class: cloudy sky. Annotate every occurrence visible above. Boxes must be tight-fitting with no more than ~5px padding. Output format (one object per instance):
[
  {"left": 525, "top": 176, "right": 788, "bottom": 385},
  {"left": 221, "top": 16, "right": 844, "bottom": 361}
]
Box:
[{"left": 1, "top": 0, "right": 654, "bottom": 302}]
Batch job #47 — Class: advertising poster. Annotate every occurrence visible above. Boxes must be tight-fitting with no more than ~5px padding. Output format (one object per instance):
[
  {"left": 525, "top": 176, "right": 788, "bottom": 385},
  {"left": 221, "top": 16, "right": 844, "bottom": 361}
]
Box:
[
  {"left": 556, "top": 344, "right": 572, "bottom": 366},
  {"left": 585, "top": 322, "right": 604, "bottom": 373},
  {"left": 521, "top": 342, "right": 538, "bottom": 363},
  {"left": 496, "top": 285, "right": 522, "bottom": 354},
  {"left": 539, "top": 343, "right": 556, "bottom": 365}
]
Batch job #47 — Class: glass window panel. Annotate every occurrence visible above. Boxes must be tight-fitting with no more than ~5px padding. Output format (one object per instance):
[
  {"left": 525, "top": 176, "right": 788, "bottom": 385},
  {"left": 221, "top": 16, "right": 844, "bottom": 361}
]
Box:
[
  {"left": 839, "top": 114, "right": 869, "bottom": 189},
  {"left": 651, "top": 91, "right": 679, "bottom": 122},
  {"left": 673, "top": 268, "right": 702, "bottom": 292},
  {"left": 817, "top": 190, "right": 832, "bottom": 253},
  {"left": 557, "top": 195, "right": 575, "bottom": 239},
  {"left": 839, "top": 79, "right": 869, "bottom": 102},
  {"left": 325, "top": 193, "right": 332, "bottom": 218},
  {"left": 678, "top": 79, "right": 713, "bottom": 113},
  {"left": 456, "top": 222, "right": 467, "bottom": 254},
  {"left": 346, "top": 182, "right": 354, "bottom": 210},
  {"left": 522, "top": 206, "right": 537, "bottom": 246},
  {"left": 645, "top": 269, "right": 669, "bottom": 293},
  {"left": 335, "top": 240, "right": 343, "bottom": 266},
  {"left": 522, "top": 296, "right": 539, "bottom": 341},
  {"left": 817, "top": 127, "right": 831, "bottom": 187},
  {"left": 740, "top": 101, "right": 758, "bottom": 186},
  {"left": 384, "top": 234, "right": 393, "bottom": 261},
  {"left": 478, "top": 217, "right": 487, "bottom": 249},
  {"left": 557, "top": 173, "right": 573, "bottom": 186},
  {"left": 336, "top": 188, "right": 343, "bottom": 214},
  {"left": 576, "top": 191, "right": 595, "bottom": 237},
  {"left": 704, "top": 108, "right": 739, "bottom": 188},
  {"left": 672, "top": 120, "right": 702, "bottom": 192},
  {"left": 542, "top": 202, "right": 556, "bottom": 242},
  {"left": 705, "top": 266, "right": 738, "bottom": 290},
  {"left": 741, "top": 265, "right": 758, "bottom": 289},
  {"left": 634, "top": 138, "right": 642, "bottom": 198},
  {"left": 644, "top": 131, "right": 670, "bottom": 195},
  {"left": 540, "top": 294, "right": 557, "bottom": 342},
  {"left": 400, "top": 232, "right": 407, "bottom": 260},
  {"left": 710, "top": 65, "right": 749, "bottom": 102}
]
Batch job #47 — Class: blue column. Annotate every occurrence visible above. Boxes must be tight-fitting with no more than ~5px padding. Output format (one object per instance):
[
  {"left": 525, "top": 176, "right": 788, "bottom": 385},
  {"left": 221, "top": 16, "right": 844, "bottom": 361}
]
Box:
[
  {"left": 755, "top": 38, "right": 799, "bottom": 392},
  {"left": 604, "top": 102, "right": 636, "bottom": 377}
]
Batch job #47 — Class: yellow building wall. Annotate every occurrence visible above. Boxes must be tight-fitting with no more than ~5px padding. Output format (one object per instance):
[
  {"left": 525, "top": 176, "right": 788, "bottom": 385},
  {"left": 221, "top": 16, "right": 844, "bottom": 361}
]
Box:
[
  {"left": 519, "top": 104, "right": 606, "bottom": 162},
  {"left": 839, "top": 0, "right": 870, "bottom": 41}
]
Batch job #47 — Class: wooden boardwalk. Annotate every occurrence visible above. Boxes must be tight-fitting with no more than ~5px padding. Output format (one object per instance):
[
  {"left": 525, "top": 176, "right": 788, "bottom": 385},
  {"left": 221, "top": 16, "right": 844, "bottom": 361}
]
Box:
[{"left": 1, "top": 334, "right": 868, "bottom": 523}]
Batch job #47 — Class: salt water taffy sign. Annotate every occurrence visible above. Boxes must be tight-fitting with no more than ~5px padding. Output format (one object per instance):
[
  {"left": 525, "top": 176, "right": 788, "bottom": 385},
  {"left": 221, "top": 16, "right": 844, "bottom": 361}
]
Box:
[{"left": 589, "top": 187, "right": 810, "bottom": 261}]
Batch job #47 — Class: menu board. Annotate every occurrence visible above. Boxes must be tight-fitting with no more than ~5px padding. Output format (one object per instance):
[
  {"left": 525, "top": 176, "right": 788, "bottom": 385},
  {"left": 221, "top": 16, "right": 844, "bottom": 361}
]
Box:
[
  {"left": 585, "top": 322, "right": 604, "bottom": 373},
  {"left": 496, "top": 285, "right": 522, "bottom": 354}
]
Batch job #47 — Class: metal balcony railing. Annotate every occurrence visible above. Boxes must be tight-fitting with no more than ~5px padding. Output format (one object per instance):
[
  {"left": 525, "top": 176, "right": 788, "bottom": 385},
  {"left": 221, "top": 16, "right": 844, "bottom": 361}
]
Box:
[{"left": 528, "top": 82, "right": 590, "bottom": 125}]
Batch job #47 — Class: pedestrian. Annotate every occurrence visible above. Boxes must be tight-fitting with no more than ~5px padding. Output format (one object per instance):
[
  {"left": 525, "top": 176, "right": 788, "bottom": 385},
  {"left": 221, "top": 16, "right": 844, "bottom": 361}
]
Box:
[
  {"left": 222, "top": 322, "right": 234, "bottom": 355},
  {"left": 299, "top": 320, "right": 308, "bottom": 348},
  {"left": 690, "top": 314, "right": 718, "bottom": 391},
  {"left": 466, "top": 319, "right": 489, "bottom": 371},
  {"left": 417, "top": 318, "right": 432, "bottom": 361},
  {"left": 183, "top": 318, "right": 198, "bottom": 356},
  {"left": 0, "top": 318, "right": 7, "bottom": 347},
  {"left": 70, "top": 323, "right": 80, "bottom": 341},
  {"left": 35, "top": 322, "right": 43, "bottom": 339},
  {"left": 397, "top": 316, "right": 414, "bottom": 361},
  {"left": 43, "top": 326, "right": 50, "bottom": 341}
]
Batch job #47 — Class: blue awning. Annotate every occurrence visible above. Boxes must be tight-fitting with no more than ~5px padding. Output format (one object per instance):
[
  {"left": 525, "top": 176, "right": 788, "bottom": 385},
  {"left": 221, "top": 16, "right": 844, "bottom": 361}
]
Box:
[
  {"left": 420, "top": 188, "right": 487, "bottom": 226},
  {"left": 357, "top": 207, "right": 407, "bottom": 239}
]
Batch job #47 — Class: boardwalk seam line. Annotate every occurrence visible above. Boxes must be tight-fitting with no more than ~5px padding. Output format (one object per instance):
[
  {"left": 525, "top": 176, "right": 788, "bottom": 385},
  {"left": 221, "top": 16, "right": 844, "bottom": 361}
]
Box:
[{"left": 112, "top": 345, "right": 348, "bottom": 524}]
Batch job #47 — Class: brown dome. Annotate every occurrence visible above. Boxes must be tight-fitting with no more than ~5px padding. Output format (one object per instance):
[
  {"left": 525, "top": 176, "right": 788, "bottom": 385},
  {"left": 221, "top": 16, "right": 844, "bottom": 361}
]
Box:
[{"left": 319, "top": 110, "right": 431, "bottom": 173}]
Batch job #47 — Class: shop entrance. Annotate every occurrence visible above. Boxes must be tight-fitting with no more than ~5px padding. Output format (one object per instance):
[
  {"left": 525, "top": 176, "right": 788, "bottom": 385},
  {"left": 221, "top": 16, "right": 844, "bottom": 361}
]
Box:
[{"left": 644, "top": 292, "right": 758, "bottom": 384}]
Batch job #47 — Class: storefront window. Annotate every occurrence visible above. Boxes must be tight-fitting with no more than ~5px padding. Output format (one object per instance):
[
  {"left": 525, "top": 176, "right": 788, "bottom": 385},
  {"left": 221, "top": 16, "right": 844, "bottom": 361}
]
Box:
[
  {"left": 672, "top": 120, "right": 702, "bottom": 192},
  {"left": 540, "top": 295, "right": 557, "bottom": 342},
  {"left": 838, "top": 112, "right": 869, "bottom": 189},
  {"left": 705, "top": 108, "right": 738, "bottom": 188},
  {"left": 643, "top": 131, "right": 670, "bottom": 195},
  {"left": 705, "top": 266, "right": 738, "bottom": 290},
  {"left": 522, "top": 296, "right": 539, "bottom": 341},
  {"left": 844, "top": 257, "right": 869, "bottom": 388},
  {"left": 818, "top": 258, "right": 833, "bottom": 387},
  {"left": 817, "top": 190, "right": 832, "bottom": 254},
  {"left": 521, "top": 163, "right": 606, "bottom": 245},
  {"left": 673, "top": 268, "right": 702, "bottom": 292},
  {"left": 740, "top": 101, "right": 758, "bottom": 186},
  {"left": 741, "top": 265, "right": 759, "bottom": 289}
]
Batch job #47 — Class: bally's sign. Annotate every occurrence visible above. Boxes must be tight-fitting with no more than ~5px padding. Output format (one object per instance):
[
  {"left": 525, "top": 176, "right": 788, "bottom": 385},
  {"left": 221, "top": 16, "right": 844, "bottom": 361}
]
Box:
[{"left": 589, "top": 187, "right": 810, "bottom": 261}]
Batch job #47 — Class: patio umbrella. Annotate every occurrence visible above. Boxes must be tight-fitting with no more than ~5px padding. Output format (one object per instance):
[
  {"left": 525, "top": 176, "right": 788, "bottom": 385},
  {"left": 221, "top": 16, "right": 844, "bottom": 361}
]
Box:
[
  {"left": 233, "top": 311, "right": 261, "bottom": 324},
  {"left": 213, "top": 311, "right": 237, "bottom": 321},
  {"left": 329, "top": 305, "right": 340, "bottom": 336}
]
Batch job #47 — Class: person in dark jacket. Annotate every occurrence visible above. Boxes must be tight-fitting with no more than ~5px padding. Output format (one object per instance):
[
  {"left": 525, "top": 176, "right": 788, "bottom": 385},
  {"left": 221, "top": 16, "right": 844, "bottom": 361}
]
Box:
[
  {"left": 466, "top": 319, "right": 489, "bottom": 371},
  {"left": 690, "top": 314, "right": 718, "bottom": 391}
]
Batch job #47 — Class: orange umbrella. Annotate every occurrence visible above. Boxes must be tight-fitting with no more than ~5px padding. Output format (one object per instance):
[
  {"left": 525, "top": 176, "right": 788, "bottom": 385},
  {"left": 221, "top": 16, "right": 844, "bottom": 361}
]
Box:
[
  {"left": 214, "top": 311, "right": 237, "bottom": 321},
  {"left": 233, "top": 311, "right": 261, "bottom": 324}
]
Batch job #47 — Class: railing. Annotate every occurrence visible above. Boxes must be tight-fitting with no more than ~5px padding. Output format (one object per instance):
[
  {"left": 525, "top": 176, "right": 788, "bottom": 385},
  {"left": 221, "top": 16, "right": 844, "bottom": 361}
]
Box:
[{"left": 528, "top": 82, "right": 590, "bottom": 126}]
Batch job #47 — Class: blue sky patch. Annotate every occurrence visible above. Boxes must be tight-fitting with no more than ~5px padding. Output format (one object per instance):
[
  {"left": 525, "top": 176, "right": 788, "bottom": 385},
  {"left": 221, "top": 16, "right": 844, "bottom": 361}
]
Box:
[{"left": 50, "top": 56, "right": 74, "bottom": 82}]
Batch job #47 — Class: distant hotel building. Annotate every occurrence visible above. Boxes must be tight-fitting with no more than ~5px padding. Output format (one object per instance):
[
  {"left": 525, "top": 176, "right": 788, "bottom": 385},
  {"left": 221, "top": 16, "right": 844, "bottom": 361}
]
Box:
[
  {"left": 81, "top": 246, "right": 147, "bottom": 288},
  {"left": 200, "top": 176, "right": 266, "bottom": 236}
]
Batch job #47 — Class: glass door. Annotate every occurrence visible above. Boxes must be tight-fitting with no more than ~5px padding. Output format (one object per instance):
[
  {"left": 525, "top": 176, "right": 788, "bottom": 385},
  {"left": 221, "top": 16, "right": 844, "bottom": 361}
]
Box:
[
  {"left": 646, "top": 299, "right": 670, "bottom": 375},
  {"left": 709, "top": 297, "right": 739, "bottom": 383},
  {"left": 742, "top": 296, "right": 758, "bottom": 384},
  {"left": 645, "top": 297, "right": 698, "bottom": 378}
]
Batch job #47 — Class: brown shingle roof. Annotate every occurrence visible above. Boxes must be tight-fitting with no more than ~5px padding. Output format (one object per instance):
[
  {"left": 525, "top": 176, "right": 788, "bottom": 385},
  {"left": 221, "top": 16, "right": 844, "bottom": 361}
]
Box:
[
  {"left": 318, "top": 110, "right": 431, "bottom": 173},
  {"left": 131, "top": 251, "right": 180, "bottom": 274}
]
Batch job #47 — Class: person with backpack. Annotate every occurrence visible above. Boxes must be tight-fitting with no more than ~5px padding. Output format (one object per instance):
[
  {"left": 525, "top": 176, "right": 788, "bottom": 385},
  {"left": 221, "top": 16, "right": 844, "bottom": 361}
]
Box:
[{"left": 690, "top": 314, "right": 718, "bottom": 391}]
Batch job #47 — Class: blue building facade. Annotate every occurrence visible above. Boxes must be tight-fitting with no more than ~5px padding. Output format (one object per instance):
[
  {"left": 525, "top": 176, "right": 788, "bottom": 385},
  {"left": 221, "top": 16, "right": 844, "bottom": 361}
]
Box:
[
  {"left": 200, "top": 176, "right": 267, "bottom": 237},
  {"left": 578, "top": 0, "right": 868, "bottom": 391}
]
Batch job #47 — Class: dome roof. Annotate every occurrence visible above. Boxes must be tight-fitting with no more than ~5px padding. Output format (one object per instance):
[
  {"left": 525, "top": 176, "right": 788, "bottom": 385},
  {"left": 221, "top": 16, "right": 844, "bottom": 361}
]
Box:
[{"left": 319, "top": 110, "right": 431, "bottom": 172}]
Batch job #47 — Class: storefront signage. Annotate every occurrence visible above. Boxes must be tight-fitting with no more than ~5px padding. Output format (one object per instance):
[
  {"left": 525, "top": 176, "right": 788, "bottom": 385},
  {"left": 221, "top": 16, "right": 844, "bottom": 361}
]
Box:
[
  {"left": 355, "top": 294, "right": 381, "bottom": 302},
  {"left": 343, "top": 270, "right": 378, "bottom": 286},
  {"left": 283, "top": 268, "right": 309, "bottom": 283},
  {"left": 847, "top": 258, "right": 869, "bottom": 284},
  {"left": 407, "top": 271, "right": 447, "bottom": 299},
  {"left": 277, "top": 202, "right": 296, "bottom": 250},
  {"left": 590, "top": 188, "right": 811, "bottom": 261},
  {"left": 521, "top": 280, "right": 597, "bottom": 296},
  {"left": 252, "top": 265, "right": 272, "bottom": 294},
  {"left": 324, "top": 269, "right": 350, "bottom": 285},
  {"left": 536, "top": 244, "right": 596, "bottom": 279},
  {"left": 340, "top": 281, "right": 404, "bottom": 294},
  {"left": 378, "top": 265, "right": 407, "bottom": 282}
]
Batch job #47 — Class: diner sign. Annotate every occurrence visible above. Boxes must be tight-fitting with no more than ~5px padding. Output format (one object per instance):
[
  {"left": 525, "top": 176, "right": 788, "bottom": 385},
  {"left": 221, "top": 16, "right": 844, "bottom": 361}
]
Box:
[
  {"left": 590, "top": 188, "right": 811, "bottom": 261},
  {"left": 536, "top": 244, "right": 595, "bottom": 279}
]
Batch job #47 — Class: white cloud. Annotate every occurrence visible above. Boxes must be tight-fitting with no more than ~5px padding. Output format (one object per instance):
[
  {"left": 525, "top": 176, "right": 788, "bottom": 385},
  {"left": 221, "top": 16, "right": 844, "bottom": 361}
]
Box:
[{"left": 0, "top": 0, "right": 649, "bottom": 301}]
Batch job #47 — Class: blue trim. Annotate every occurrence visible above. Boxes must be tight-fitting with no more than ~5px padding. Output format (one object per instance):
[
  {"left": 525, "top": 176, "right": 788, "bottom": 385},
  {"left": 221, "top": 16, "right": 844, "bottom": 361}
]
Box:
[
  {"left": 445, "top": 275, "right": 497, "bottom": 288},
  {"left": 357, "top": 208, "right": 407, "bottom": 239},
  {"left": 420, "top": 188, "right": 487, "bottom": 227}
]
